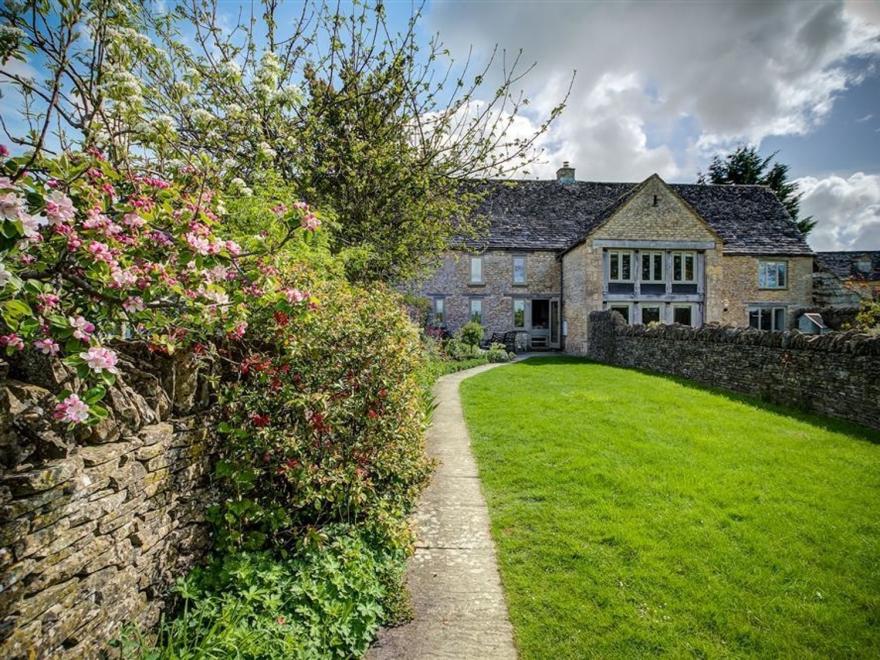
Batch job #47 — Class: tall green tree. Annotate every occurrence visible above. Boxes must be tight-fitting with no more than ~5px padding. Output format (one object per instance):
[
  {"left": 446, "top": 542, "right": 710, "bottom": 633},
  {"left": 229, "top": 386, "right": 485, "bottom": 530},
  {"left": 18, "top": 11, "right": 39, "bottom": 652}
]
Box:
[{"left": 698, "top": 146, "right": 816, "bottom": 235}]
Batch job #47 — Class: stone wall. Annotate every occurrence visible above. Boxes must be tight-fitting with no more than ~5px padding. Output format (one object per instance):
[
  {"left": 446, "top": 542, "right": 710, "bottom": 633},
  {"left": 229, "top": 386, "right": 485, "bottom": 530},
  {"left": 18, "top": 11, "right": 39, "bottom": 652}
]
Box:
[
  {"left": 0, "top": 346, "right": 217, "bottom": 658},
  {"left": 586, "top": 310, "right": 880, "bottom": 430}
]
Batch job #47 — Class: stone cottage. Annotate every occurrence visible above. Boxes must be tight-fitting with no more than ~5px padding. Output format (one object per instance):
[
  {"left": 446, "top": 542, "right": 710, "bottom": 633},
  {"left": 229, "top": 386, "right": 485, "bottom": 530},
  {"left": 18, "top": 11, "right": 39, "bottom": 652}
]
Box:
[{"left": 409, "top": 164, "right": 814, "bottom": 354}]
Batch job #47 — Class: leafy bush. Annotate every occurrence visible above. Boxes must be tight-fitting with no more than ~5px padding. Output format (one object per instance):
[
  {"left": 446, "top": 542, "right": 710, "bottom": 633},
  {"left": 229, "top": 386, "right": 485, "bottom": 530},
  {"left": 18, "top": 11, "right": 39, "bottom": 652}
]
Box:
[
  {"left": 445, "top": 338, "right": 484, "bottom": 361},
  {"left": 458, "top": 321, "right": 484, "bottom": 347},
  {"left": 485, "top": 342, "right": 513, "bottom": 363},
  {"left": 116, "top": 526, "right": 403, "bottom": 659},
  {"left": 852, "top": 299, "right": 880, "bottom": 334},
  {"left": 209, "top": 273, "right": 431, "bottom": 554}
]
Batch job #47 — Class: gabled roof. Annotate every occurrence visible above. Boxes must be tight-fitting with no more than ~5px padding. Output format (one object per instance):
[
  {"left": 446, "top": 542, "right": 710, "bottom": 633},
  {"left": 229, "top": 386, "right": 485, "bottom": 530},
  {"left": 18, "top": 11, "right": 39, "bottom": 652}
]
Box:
[
  {"left": 815, "top": 251, "right": 880, "bottom": 281},
  {"left": 462, "top": 176, "right": 813, "bottom": 256}
]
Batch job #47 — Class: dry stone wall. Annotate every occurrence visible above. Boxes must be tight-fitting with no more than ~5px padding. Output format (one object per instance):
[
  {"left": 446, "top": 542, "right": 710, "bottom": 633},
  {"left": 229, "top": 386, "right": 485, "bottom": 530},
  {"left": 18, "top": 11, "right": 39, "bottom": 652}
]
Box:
[
  {"left": 587, "top": 310, "right": 880, "bottom": 430},
  {"left": 0, "top": 345, "right": 218, "bottom": 658}
]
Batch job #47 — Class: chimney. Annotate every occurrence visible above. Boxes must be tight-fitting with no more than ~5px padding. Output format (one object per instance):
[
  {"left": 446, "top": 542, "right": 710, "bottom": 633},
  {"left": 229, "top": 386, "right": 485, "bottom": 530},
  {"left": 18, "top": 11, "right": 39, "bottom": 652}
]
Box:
[{"left": 556, "top": 161, "right": 575, "bottom": 184}]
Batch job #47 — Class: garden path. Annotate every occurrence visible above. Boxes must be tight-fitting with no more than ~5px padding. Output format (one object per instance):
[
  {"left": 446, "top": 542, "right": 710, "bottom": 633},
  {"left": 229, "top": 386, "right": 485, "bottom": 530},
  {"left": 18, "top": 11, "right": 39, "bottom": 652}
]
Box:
[{"left": 367, "top": 360, "right": 526, "bottom": 659}]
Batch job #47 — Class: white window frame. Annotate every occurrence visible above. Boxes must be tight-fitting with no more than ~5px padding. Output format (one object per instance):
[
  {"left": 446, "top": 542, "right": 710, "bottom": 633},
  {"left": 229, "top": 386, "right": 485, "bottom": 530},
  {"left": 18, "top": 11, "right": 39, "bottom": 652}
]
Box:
[
  {"left": 431, "top": 297, "right": 445, "bottom": 325},
  {"left": 672, "top": 303, "right": 695, "bottom": 327},
  {"left": 672, "top": 251, "right": 697, "bottom": 283},
  {"left": 639, "top": 304, "right": 663, "bottom": 325},
  {"left": 748, "top": 306, "right": 787, "bottom": 331},
  {"left": 640, "top": 251, "right": 665, "bottom": 282},
  {"left": 512, "top": 255, "right": 527, "bottom": 285},
  {"left": 608, "top": 250, "right": 634, "bottom": 283},
  {"left": 469, "top": 255, "right": 484, "bottom": 285},
  {"left": 469, "top": 298, "right": 483, "bottom": 323},
  {"left": 513, "top": 299, "right": 526, "bottom": 328},
  {"left": 607, "top": 302, "right": 633, "bottom": 324},
  {"left": 758, "top": 260, "right": 788, "bottom": 289}
]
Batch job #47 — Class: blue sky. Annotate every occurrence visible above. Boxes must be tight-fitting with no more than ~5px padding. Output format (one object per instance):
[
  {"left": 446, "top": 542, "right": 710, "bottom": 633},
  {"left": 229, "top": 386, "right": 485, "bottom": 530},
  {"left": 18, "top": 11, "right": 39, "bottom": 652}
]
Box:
[{"left": 2, "top": 0, "right": 879, "bottom": 250}]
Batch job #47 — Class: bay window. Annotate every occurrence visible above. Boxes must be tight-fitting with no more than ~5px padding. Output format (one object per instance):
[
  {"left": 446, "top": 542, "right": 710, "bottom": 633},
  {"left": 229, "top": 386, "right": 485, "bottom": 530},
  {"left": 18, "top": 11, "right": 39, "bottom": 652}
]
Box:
[{"left": 641, "top": 251, "right": 664, "bottom": 282}]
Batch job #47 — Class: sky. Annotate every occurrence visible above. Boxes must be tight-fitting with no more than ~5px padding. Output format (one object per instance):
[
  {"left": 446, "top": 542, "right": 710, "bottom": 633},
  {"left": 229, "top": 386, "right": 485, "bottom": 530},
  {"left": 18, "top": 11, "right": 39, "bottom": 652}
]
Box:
[
  {"left": 2, "top": 0, "right": 879, "bottom": 251},
  {"left": 419, "top": 0, "right": 880, "bottom": 251}
]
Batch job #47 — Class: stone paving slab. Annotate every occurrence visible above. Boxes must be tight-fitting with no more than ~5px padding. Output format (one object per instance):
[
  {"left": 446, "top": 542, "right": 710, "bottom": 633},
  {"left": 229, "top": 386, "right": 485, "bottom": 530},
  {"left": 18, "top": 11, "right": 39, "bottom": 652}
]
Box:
[{"left": 368, "top": 361, "right": 521, "bottom": 660}]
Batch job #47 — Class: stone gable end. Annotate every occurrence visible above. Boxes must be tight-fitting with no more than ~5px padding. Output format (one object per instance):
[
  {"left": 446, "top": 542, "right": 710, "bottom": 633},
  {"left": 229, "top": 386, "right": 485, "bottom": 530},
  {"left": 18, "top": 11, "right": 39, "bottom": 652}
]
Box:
[{"left": 589, "top": 176, "right": 719, "bottom": 244}]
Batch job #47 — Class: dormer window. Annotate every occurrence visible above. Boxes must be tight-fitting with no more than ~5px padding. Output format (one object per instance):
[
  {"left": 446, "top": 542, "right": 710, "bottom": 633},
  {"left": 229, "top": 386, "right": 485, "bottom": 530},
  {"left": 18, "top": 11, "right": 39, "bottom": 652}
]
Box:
[{"left": 857, "top": 258, "right": 872, "bottom": 275}]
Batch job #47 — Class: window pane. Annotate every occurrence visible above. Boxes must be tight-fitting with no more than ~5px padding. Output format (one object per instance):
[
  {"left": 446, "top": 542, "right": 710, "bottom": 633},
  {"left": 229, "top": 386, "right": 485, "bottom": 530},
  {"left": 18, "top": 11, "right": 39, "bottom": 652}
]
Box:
[
  {"left": 642, "top": 306, "right": 661, "bottom": 324},
  {"left": 685, "top": 255, "right": 694, "bottom": 281},
  {"left": 513, "top": 300, "right": 525, "bottom": 328},
  {"left": 774, "top": 308, "right": 786, "bottom": 331},
  {"left": 760, "top": 309, "right": 772, "bottom": 331},
  {"left": 673, "top": 254, "right": 682, "bottom": 281},
  {"left": 611, "top": 305, "right": 629, "bottom": 324},
  {"left": 610, "top": 253, "right": 619, "bottom": 280},
  {"left": 777, "top": 263, "right": 787, "bottom": 288},
  {"left": 470, "top": 257, "right": 482, "bottom": 283},
  {"left": 642, "top": 253, "right": 651, "bottom": 281},
  {"left": 513, "top": 256, "right": 525, "bottom": 284},
  {"left": 654, "top": 253, "right": 664, "bottom": 280},
  {"left": 470, "top": 299, "right": 482, "bottom": 322},
  {"left": 673, "top": 306, "right": 691, "bottom": 326},
  {"left": 621, "top": 253, "right": 631, "bottom": 280},
  {"left": 434, "top": 298, "right": 444, "bottom": 323},
  {"left": 749, "top": 309, "right": 760, "bottom": 329}
]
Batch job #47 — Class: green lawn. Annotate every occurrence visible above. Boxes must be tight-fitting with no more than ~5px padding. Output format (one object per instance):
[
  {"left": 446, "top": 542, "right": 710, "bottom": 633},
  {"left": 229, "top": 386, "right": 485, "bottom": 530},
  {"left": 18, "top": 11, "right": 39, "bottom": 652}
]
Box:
[{"left": 460, "top": 357, "right": 880, "bottom": 659}]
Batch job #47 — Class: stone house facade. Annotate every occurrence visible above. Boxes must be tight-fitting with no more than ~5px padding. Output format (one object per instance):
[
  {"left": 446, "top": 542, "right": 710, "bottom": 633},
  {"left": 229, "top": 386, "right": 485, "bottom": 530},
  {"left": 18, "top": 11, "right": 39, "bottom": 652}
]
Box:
[{"left": 408, "top": 166, "right": 814, "bottom": 355}]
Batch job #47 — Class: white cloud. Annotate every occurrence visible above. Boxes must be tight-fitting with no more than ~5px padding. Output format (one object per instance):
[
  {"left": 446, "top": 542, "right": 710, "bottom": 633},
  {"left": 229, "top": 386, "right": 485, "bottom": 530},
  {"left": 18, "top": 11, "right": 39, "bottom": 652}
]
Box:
[
  {"left": 798, "top": 173, "right": 880, "bottom": 250},
  {"left": 428, "top": 0, "right": 880, "bottom": 181}
]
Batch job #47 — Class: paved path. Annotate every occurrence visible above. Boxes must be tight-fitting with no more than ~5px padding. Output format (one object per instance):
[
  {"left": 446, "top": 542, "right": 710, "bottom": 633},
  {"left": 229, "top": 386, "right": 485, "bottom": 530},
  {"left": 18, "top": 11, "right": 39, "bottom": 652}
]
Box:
[{"left": 368, "top": 361, "right": 520, "bottom": 660}]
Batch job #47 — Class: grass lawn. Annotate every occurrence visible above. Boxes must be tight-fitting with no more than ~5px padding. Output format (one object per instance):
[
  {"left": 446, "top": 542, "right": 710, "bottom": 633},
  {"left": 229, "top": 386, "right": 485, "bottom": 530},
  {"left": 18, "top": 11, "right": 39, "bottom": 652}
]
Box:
[{"left": 460, "top": 357, "right": 880, "bottom": 659}]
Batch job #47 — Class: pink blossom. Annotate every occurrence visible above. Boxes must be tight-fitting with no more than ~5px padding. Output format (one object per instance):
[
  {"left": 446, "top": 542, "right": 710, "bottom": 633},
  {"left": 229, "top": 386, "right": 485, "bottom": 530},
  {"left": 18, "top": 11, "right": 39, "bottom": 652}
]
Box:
[
  {"left": 46, "top": 178, "right": 59, "bottom": 189},
  {"left": 149, "top": 230, "right": 172, "bottom": 246},
  {"left": 0, "top": 176, "right": 13, "bottom": 189},
  {"left": 69, "top": 315, "right": 95, "bottom": 340},
  {"left": 21, "top": 213, "right": 48, "bottom": 238},
  {"left": 293, "top": 201, "right": 309, "bottom": 211},
  {"left": 0, "top": 192, "right": 25, "bottom": 220},
  {"left": 284, "top": 288, "right": 307, "bottom": 304},
  {"left": 122, "top": 212, "right": 145, "bottom": 228},
  {"left": 185, "top": 232, "right": 211, "bottom": 256},
  {"left": 0, "top": 334, "right": 24, "bottom": 351},
  {"left": 36, "top": 293, "right": 60, "bottom": 312},
  {"left": 225, "top": 240, "right": 241, "bottom": 256},
  {"left": 34, "top": 338, "right": 60, "bottom": 355},
  {"left": 18, "top": 254, "right": 35, "bottom": 265},
  {"left": 227, "top": 322, "right": 247, "bottom": 340},
  {"left": 82, "top": 208, "right": 109, "bottom": 230},
  {"left": 44, "top": 191, "right": 75, "bottom": 224},
  {"left": 86, "top": 167, "right": 102, "bottom": 180},
  {"left": 271, "top": 203, "right": 288, "bottom": 216},
  {"left": 80, "top": 346, "right": 119, "bottom": 374},
  {"left": 53, "top": 394, "right": 90, "bottom": 424},
  {"left": 0, "top": 144, "right": 8, "bottom": 157},
  {"left": 67, "top": 234, "right": 83, "bottom": 250},
  {"left": 300, "top": 213, "right": 320, "bottom": 232},
  {"left": 87, "top": 241, "right": 115, "bottom": 264},
  {"left": 110, "top": 267, "right": 137, "bottom": 288},
  {"left": 122, "top": 296, "right": 145, "bottom": 313},
  {"left": 205, "top": 265, "right": 228, "bottom": 283}
]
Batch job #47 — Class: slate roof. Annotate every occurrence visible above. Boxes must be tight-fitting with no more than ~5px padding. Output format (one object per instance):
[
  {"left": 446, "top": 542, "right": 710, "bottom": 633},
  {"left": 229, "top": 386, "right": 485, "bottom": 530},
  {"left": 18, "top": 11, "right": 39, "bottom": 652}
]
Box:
[
  {"left": 815, "top": 251, "right": 880, "bottom": 281},
  {"left": 462, "top": 178, "right": 813, "bottom": 256}
]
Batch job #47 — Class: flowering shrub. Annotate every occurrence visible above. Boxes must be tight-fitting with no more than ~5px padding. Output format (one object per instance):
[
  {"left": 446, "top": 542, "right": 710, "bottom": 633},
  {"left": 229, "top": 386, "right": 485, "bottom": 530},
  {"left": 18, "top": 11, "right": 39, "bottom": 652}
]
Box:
[
  {"left": 210, "top": 273, "right": 431, "bottom": 553},
  {"left": 0, "top": 148, "right": 319, "bottom": 423}
]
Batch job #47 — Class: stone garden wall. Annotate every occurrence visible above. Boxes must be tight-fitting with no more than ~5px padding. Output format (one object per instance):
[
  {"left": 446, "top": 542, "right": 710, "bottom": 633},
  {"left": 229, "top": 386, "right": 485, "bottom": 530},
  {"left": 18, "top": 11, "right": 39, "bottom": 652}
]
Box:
[
  {"left": 587, "top": 311, "right": 880, "bottom": 430},
  {"left": 0, "top": 346, "right": 218, "bottom": 658}
]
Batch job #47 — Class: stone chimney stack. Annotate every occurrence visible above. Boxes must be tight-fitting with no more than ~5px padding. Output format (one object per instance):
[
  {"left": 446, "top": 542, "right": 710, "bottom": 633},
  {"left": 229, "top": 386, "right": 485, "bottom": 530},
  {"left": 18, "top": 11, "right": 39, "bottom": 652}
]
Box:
[{"left": 556, "top": 161, "right": 575, "bottom": 184}]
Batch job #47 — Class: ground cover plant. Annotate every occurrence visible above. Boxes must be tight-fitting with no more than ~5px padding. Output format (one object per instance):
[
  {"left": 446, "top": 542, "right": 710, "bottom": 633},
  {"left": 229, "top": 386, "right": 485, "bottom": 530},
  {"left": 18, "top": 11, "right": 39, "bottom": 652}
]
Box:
[{"left": 460, "top": 357, "right": 880, "bottom": 658}]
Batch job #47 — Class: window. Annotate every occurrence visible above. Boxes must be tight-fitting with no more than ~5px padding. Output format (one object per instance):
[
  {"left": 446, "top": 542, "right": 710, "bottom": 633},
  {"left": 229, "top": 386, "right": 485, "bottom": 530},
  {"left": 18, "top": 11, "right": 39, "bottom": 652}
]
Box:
[
  {"left": 609, "top": 304, "right": 631, "bottom": 324},
  {"left": 641, "top": 305, "right": 662, "bottom": 325},
  {"left": 672, "top": 251, "right": 696, "bottom": 283},
  {"left": 469, "top": 256, "right": 483, "bottom": 284},
  {"left": 758, "top": 260, "right": 787, "bottom": 289},
  {"left": 608, "top": 250, "right": 633, "bottom": 282},
  {"left": 641, "top": 251, "right": 664, "bottom": 282},
  {"left": 431, "top": 297, "right": 445, "bottom": 324},
  {"left": 513, "top": 299, "right": 526, "bottom": 328},
  {"left": 513, "top": 255, "right": 527, "bottom": 285},
  {"left": 469, "top": 298, "right": 482, "bottom": 323},
  {"left": 672, "top": 304, "right": 694, "bottom": 326},
  {"left": 748, "top": 306, "right": 787, "bottom": 331}
]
